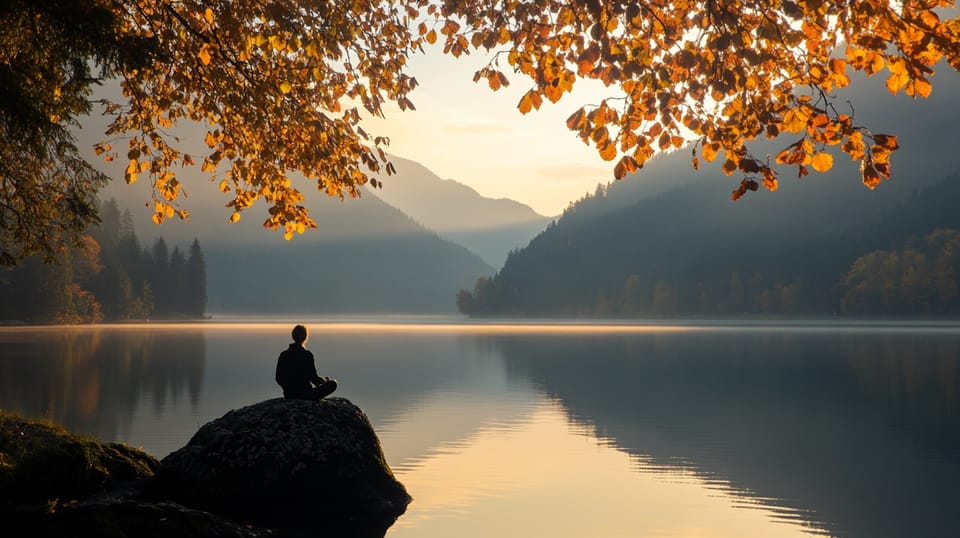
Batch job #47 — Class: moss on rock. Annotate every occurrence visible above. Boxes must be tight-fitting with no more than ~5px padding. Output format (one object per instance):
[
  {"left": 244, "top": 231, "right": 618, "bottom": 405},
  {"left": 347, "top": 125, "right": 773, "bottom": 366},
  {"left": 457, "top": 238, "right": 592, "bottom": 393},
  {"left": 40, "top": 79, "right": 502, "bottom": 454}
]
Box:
[{"left": 0, "top": 412, "right": 158, "bottom": 504}]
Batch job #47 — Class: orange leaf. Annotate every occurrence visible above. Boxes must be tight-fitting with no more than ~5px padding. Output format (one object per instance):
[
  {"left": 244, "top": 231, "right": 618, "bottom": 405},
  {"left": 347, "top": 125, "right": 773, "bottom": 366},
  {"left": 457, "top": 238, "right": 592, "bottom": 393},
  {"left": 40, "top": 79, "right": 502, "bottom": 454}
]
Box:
[
  {"left": 198, "top": 44, "right": 212, "bottom": 66},
  {"left": 872, "top": 134, "right": 899, "bottom": 150},
  {"left": 908, "top": 77, "right": 932, "bottom": 98},
  {"left": 811, "top": 152, "right": 833, "bottom": 172},
  {"left": 599, "top": 141, "right": 617, "bottom": 161}
]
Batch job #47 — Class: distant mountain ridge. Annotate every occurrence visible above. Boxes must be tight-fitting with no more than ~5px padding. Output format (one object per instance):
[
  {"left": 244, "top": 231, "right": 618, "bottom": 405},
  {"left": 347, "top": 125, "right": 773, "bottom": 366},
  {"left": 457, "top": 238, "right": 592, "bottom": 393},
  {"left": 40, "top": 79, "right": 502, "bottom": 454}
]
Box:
[
  {"left": 368, "top": 155, "right": 554, "bottom": 268},
  {"left": 74, "top": 115, "right": 493, "bottom": 314}
]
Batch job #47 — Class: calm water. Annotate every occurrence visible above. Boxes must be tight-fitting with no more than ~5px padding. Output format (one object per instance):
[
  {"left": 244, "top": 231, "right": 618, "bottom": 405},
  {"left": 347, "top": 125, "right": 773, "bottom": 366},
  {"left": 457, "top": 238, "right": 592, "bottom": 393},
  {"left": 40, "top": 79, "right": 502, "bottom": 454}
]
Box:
[{"left": 1, "top": 320, "right": 959, "bottom": 537}]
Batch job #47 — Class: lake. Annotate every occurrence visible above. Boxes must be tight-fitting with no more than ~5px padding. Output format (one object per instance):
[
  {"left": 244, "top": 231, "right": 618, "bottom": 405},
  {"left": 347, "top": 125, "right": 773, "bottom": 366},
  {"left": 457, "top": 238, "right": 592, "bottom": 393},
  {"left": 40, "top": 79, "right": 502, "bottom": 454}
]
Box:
[{"left": 1, "top": 319, "right": 959, "bottom": 537}]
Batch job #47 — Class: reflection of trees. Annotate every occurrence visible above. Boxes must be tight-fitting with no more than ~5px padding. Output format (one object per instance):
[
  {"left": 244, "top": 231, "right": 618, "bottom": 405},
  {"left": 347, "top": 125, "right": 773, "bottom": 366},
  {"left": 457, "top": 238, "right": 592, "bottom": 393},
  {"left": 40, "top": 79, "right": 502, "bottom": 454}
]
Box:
[
  {"left": 0, "top": 328, "right": 205, "bottom": 442},
  {"left": 487, "top": 329, "right": 960, "bottom": 538}
]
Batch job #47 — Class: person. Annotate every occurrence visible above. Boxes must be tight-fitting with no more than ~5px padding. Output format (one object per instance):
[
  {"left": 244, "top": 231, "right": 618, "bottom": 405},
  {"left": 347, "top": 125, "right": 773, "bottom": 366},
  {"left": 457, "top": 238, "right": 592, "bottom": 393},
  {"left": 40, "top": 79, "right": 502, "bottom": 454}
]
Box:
[{"left": 275, "top": 324, "right": 338, "bottom": 400}]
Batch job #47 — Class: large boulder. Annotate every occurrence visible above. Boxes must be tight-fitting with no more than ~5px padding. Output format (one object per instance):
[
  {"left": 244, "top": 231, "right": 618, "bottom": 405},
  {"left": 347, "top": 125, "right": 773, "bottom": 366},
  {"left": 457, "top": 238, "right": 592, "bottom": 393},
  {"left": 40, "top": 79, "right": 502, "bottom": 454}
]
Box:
[{"left": 155, "top": 397, "right": 410, "bottom": 536}]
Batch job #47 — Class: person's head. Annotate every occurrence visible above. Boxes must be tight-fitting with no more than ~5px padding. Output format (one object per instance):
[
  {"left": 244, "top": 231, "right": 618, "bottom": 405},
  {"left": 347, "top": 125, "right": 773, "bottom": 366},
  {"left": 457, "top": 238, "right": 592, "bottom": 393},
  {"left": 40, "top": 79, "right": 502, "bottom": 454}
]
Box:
[{"left": 291, "top": 324, "right": 308, "bottom": 345}]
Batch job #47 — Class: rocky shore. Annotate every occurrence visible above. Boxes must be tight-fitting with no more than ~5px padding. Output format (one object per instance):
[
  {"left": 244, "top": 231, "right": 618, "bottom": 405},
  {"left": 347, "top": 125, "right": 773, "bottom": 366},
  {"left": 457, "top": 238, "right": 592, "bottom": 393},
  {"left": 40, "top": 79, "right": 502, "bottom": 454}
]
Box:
[{"left": 0, "top": 398, "right": 410, "bottom": 537}]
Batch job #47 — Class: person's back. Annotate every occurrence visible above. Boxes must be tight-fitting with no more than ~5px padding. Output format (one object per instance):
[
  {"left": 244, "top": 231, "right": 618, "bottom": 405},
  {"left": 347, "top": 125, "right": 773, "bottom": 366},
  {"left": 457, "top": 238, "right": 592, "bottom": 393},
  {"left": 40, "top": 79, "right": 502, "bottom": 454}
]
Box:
[{"left": 275, "top": 325, "right": 337, "bottom": 400}]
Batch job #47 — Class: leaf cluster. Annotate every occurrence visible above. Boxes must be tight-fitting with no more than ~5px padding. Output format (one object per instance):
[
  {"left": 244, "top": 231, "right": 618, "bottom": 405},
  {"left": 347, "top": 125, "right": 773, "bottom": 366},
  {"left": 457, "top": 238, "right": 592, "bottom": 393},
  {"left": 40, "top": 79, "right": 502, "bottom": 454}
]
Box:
[
  {"left": 436, "top": 0, "right": 958, "bottom": 200},
  {"left": 0, "top": 0, "right": 154, "bottom": 264},
  {"left": 3, "top": 0, "right": 960, "bottom": 261}
]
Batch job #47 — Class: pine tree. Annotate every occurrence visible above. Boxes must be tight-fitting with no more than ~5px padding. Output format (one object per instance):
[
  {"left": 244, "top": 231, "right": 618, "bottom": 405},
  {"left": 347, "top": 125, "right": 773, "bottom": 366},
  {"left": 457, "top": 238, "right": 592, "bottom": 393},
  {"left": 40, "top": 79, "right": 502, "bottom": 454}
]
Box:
[
  {"left": 148, "top": 238, "right": 170, "bottom": 316},
  {"left": 169, "top": 246, "right": 186, "bottom": 315},
  {"left": 185, "top": 239, "right": 207, "bottom": 318}
]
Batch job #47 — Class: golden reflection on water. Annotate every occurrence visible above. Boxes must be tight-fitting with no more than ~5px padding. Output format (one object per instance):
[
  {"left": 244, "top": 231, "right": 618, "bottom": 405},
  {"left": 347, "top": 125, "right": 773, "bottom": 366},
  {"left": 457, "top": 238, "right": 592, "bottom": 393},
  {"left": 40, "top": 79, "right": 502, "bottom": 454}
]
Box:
[{"left": 384, "top": 399, "right": 814, "bottom": 538}]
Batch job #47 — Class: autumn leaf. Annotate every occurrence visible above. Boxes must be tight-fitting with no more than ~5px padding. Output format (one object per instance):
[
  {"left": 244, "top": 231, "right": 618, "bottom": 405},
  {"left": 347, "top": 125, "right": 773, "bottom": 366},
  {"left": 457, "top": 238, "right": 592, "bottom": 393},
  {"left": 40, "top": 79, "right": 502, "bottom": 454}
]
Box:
[
  {"left": 702, "top": 142, "right": 721, "bottom": 162},
  {"left": 599, "top": 141, "right": 617, "bottom": 161},
  {"left": 872, "top": 134, "right": 899, "bottom": 150},
  {"left": 907, "top": 77, "right": 933, "bottom": 98},
  {"left": 198, "top": 43, "right": 212, "bottom": 66},
  {"left": 518, "top": 90, "right": 542, "bottom": 114},
  {"left": 811, "top": 152, "right": 834, "bottom": 173},
  {"left": 885, "top": 57, "right": 909, "bottom": 94},
  {"left": 862, "top": 163, "right": 882, "bottom": 189}
]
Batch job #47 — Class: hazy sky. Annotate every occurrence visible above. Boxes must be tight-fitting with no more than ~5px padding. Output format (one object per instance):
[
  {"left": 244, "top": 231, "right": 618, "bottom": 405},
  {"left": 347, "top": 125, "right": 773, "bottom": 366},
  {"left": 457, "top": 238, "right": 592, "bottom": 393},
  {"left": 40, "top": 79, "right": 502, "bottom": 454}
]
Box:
[{"left": 363, "top": 48, "right": 621, "bottom": 217}]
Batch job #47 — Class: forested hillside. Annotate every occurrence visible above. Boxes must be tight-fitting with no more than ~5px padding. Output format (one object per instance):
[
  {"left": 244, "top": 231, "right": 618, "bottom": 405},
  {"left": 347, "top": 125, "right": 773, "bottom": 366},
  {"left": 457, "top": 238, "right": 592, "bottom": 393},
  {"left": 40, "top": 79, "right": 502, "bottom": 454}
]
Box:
[
  {"left": 0, "top": 200, "right": 207, "bottom": 323},
  {"left": 458, "top": 172, "right": 960, "bottom": 318}
]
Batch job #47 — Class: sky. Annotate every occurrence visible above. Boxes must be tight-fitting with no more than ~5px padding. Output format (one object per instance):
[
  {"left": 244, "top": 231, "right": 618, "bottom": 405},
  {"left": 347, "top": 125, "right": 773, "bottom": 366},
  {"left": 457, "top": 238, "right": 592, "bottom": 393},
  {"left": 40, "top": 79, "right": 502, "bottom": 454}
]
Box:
[{"left": 361, "top": 47, "right": 622, "bottom": 217}]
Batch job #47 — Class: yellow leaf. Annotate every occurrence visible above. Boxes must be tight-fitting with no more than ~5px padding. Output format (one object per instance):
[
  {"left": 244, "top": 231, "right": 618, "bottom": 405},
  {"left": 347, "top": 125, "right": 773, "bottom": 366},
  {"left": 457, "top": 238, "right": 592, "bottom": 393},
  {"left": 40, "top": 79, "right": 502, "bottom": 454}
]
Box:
[
  {"left": 702, "top": 142, "right": 720, "bottom": 162},
  {"left": 885, "top": 72, "right": 908, "bottom": 94},
  {"left": 280, "top": 81, "right": 293, "bottom": 94},
  {"left": 907, "top": 77, "right": 932, "bottom": 98},
  {"left": 198, "top": 44, "right": 212, "bottom": 66},
  {"left": 229, "top": 212, "right": 240, "bottom": 223},
  {"left": 269, "top": 35, "right": 286, "bottom": 52},
  {"left": 125, "top": 159, "right": 138, "bottom": 184},
  {"left": 811, "top": 152, "right": 833, "bottom": 172},
  {"left": 204, "top": 7, "right": 214, "bottom": 25},
  {"left": 782, "top": 108, "right": 808, "bottom": 133}
]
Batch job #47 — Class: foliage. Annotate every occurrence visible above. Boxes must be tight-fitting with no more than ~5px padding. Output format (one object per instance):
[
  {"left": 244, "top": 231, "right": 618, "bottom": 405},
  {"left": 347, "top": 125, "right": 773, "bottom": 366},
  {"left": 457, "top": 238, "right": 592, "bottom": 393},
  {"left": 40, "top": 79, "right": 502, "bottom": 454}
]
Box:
[
  {"left": 456, "top": 0, "right": 959, "bottom": 196},
  {"left": 0, "top": 0, "right": 154, "bottom": 264},
  {"left": 0, "top": 199, "right": 207, "bottom": 323},
  {"left": 840, "top": 230, "right": 960, "bottom": 315},
  {"left": 2, "top": 1, "right": 960, "bottom": 262}
]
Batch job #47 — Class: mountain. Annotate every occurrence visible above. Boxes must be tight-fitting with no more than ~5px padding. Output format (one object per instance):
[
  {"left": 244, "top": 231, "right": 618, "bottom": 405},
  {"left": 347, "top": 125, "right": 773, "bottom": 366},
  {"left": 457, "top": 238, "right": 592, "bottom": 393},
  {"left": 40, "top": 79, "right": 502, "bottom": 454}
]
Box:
[
  {"left": 458, "top": 67, "right": 960, "bottom": 317},
  {"left": 73, "top": 109, "right": 492, "bottom": 315},
  {"left": 198, "top": 195, "right": 495, "bottom": 314},
  {"left": 367, "top": 155, "right": 554, "bottom": 268}
]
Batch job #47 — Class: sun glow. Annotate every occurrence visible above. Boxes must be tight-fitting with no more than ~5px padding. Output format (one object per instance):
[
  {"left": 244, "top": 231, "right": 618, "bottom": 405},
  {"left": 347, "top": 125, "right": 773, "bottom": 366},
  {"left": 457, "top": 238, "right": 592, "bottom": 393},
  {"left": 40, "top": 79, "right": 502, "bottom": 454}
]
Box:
[{"left": 384, "top": 399, "right": 816, "bottom": 538}]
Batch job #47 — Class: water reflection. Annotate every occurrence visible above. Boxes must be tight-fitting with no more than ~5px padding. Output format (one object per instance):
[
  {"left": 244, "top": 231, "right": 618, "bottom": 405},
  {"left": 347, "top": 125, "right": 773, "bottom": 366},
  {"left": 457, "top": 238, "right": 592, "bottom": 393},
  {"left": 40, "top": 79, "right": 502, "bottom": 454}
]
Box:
[
  {"left": 2, "top": 323, "right": 959, "bottom": 537},
  {"left": 0, "top": 326, "right": 205, "bottom": 443},
  {"left": 484, "top": 328, "right": 960, "bottom": 538}
]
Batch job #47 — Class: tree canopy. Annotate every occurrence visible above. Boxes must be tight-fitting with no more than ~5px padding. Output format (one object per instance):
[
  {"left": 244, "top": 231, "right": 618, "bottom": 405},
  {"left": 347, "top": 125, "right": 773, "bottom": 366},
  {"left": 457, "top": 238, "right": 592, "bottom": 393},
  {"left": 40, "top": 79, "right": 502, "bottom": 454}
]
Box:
[{"left": 3, "top": 0, "right": 960, "bottom": 264}]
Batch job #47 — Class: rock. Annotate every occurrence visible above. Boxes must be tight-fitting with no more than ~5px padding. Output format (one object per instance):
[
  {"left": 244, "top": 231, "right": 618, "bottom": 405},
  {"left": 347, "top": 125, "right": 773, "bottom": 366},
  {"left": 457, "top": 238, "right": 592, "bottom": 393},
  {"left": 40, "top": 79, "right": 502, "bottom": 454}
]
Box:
[
  {"left": 0, "top": 413, "right": 159, "bottom": 504},
  {"left": 155, "top": 397, "right": 411, "bottom": 536},
  {"left": 1, "top": 414, "right": 269, "bottom": 537},
  {"left": 3, "top": 500, "right": 274, "bottom": 538}
]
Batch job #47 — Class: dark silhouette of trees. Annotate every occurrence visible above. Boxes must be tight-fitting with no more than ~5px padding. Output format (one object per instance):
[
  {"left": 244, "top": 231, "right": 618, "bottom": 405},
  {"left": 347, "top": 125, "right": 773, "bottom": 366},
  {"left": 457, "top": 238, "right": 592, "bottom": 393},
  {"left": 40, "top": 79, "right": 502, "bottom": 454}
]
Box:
[
  {"left": 458, "top": 175, "right": 960, "bottom": 319},
  {"left": 0, "top": 199, "right": 207, "bottom": 323}
]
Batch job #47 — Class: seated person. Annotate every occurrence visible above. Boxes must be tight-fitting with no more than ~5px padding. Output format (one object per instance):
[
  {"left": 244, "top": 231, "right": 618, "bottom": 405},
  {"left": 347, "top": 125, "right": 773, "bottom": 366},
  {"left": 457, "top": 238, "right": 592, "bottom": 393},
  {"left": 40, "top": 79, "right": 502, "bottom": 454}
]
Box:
[{"left": 275, "top": 324, "right": 338, "bottom": 400}]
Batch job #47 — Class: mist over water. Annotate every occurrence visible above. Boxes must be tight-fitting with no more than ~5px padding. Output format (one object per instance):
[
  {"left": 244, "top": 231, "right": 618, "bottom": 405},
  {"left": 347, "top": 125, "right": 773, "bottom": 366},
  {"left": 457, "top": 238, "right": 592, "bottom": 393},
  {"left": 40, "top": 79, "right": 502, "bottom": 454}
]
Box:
[{"left": 1, "top": 319, "right": 958, "bottom": 537}]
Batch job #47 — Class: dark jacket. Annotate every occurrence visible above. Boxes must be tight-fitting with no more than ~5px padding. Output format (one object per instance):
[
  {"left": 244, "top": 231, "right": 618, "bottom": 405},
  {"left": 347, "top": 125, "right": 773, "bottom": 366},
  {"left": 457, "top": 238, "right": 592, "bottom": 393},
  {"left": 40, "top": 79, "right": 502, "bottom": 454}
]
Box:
[{"left": 275, "top": 343, "right": 323, "bottom": 399}]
